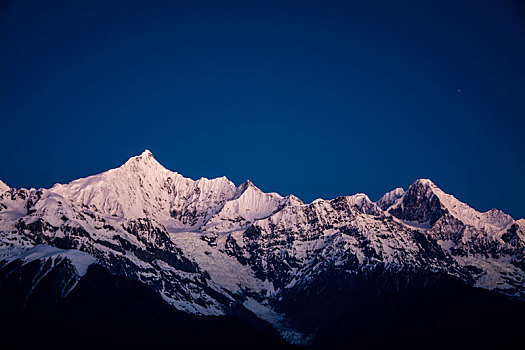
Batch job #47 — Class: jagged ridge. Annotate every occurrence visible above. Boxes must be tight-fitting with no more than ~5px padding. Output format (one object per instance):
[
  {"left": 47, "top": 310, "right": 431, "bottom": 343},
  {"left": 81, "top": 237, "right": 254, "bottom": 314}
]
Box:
[{"left": 1, "top": 150, "right": 524, "bottom": 345}]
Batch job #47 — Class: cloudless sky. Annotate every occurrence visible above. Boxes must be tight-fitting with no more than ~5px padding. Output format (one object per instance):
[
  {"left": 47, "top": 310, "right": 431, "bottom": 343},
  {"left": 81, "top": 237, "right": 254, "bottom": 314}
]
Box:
[{"left": 1, "top": 0, "right": 524, "bottom": 218}]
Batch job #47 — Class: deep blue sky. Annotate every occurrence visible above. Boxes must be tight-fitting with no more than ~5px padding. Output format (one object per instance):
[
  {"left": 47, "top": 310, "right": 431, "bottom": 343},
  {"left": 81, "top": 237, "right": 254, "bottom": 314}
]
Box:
[{"left": 1, "top": 0, "right": 524, "bottom": 218}]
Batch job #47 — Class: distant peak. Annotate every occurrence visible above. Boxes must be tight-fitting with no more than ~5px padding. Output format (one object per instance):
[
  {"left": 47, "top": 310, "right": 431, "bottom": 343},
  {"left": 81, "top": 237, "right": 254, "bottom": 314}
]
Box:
[
  {"left": 235, "top": 179, "right": 259, "bottom": 196},
  {"left": 406, "top": 179, "right": 440, "bottom": 195},
  {"left": 241, "top": 179, "right": 257, "bottom": 189},
  {"left": 285, "top": 194, "right": 304, "bottom": 205},
  {"left": 377, "top": 187, "right": 405, "bottom": 211},
  {"left": 413, "top": 179, "right": 435, "bottom": 187},
  {"left": 346, "top": 193, "right": 372, "bottom": 205},
  {"left": 123, "top": 149, "right": 165, "bottom": 170},
  {"left": 131, "top": 149, "right": 156, "bottom": 161},
  {"left": 0, "top": 180, "right": 9, "bottom": 193},
  {"left": 391, "top": 187, "right": 405, "bottom": 194}
]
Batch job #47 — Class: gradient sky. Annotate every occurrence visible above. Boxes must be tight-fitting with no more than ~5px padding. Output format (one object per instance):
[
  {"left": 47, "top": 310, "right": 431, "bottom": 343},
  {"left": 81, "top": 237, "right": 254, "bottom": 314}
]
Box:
[{"left": 1, "top": 0, "right": 524, "bottom": 218}]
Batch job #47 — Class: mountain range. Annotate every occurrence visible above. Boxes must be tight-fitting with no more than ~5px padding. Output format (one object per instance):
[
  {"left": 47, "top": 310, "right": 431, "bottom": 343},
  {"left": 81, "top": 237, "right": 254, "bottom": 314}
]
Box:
[{"left": 1, "top": 150, "right": 524, "bottom": 348}]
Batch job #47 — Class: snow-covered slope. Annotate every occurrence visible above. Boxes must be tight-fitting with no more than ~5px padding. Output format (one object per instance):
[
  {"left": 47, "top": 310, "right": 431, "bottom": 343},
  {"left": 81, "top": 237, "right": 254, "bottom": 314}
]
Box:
[
  {"left": 389, "top": 179, "right": 514, "bottom": 233},
  {"left": 0, "top": 244, "right": 97, "bottom": 277},
  {"left": 343, "top": 193, "right": 383, "bottom": 215},
  {"left": 376, "top": 187, "right": 405, "bottom": 210},
  {"left": 518, "top": 219, "right": 525, "bottom": 239},
  {"left": 51, "top": 150, "right": 238, "bottom": 230},
  {"left": 1, "top": 151, "right": 524, "bottom": 345},
  {"left": 387, "top": 179, "right": 524, "bottom": 296},
  {"left": 0, "top": 180, "right": 9, "bottom": 193},
  {"left": 203, "top": 180, "right": 285, "bottom": 232}
]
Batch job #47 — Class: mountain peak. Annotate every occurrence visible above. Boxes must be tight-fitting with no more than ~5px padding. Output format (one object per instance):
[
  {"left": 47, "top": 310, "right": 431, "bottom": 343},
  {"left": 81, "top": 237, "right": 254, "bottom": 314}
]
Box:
[
  {"left": 413, "top": 179, "right": 436, "bottom": 187},
  {"left": 134, "top": 149, "right": 156, "bottom": 161},
  {"left": 284, "top": 194, "right": 304, "bottom": 206},
  {"left": 234, "top": 179, "right": 259, "bottom": 195},
  {"left": 389, "top": 179, "right": 445, "bottom": 225},
  {"left": 122, "top": 149, "right": 166, "bottom": 171},
  {"left": 377, "top": 187, "right": 405, "bottom": 210},
  {"left": 390, "top": 179, "right": 514, "bottom": 233},
  {"left": 137, "top": 149, "right": 155, "bottom": 161},
  {"left": 0, "top": 180, "right": 9, "bottom": 193},
  {"left": 343, "top": 193, "right": 382, "bottom": 215}
]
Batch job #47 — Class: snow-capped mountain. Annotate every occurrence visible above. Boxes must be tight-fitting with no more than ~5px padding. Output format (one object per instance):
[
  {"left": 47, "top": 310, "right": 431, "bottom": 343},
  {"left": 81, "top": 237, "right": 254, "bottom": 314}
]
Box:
[
  {"left": 51, "top": 150, "right": 238, "bottom": 230},
  {"left": 376, "top": 187, "right": 405, "bottom": 210},
  {"left": 1, "top": 151, "right": 524, "bottom": 346}
]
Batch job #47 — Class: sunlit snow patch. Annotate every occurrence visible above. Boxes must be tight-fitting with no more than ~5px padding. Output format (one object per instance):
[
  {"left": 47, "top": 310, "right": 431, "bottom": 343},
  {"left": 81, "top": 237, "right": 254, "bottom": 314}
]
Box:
[{"left": 0, "top": 244, "right": 97, "bottom": 276}]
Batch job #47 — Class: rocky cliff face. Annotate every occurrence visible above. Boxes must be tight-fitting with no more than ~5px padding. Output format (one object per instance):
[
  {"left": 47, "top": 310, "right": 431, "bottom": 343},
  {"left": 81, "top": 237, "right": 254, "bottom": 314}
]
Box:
[{"left": 1, "top": 151, "right": 524, "bottom": 345}]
